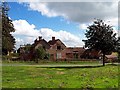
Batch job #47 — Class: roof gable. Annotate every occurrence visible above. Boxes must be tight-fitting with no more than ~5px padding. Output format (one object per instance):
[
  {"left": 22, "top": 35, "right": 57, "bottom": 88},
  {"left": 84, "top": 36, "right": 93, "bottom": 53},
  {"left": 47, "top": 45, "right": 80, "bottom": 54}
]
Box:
[
  {"left": 48, "top": 39, "right": 58, "bottom": 45},
  {"left": 48, "top": 39, "right": 66, "bottom": 47},
  {"left": 33, "top": 39, "right": 50, "bottom": 49}
]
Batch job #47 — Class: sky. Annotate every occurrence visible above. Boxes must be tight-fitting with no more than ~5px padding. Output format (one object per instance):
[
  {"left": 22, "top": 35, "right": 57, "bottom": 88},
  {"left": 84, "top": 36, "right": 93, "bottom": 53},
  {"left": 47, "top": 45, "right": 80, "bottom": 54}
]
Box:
[{"left": 7, "top": 1, "right": 118, "bottom": 49}]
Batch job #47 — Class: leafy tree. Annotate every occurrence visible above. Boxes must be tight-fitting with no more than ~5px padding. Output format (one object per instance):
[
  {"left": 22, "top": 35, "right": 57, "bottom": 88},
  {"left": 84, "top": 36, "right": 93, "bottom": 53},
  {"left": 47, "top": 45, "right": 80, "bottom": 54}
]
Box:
[
  {"left": 34, "top": 47, "right": 46, "bottom": 63},
  {"left": 24, "top": 44, "right": 32, "bottom": 53},
  {"left": 0, "top": 10, "right": 2, "bottom": 55},
  {"left": 116, "top": 37, "right": 120, "bottom": 62},
  {"left": 2, "top": 2, "right": 15, "bottom": 55},
  {"left": 83, "top": 19, "right": 117, "bottom": 66}
]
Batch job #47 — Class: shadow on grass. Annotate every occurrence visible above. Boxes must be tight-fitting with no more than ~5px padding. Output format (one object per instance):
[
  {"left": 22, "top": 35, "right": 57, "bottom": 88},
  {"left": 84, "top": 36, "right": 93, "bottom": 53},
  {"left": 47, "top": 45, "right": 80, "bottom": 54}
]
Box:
[
  {"left": 41, "top": 65, "right": 104, "bottom": 69},
  {"left": 106, "top": 63, "right": 119, "bottom": 66},
  {"left": 39, "top": 63, "right": 119, "bottom": 69}
]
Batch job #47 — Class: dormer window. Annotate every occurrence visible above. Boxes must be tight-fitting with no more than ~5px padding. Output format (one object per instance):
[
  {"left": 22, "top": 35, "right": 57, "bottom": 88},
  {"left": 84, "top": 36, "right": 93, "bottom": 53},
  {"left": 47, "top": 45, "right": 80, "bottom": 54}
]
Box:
[{"left": 57, "top": 46, "right": 61, "bottom": 50}]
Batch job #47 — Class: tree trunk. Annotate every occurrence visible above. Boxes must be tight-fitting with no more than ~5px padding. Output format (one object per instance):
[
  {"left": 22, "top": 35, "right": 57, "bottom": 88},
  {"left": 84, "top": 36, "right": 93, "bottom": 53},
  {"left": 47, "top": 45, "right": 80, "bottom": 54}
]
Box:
[{"left": 103, "top": 54, "right": 105, "bottom": 66}]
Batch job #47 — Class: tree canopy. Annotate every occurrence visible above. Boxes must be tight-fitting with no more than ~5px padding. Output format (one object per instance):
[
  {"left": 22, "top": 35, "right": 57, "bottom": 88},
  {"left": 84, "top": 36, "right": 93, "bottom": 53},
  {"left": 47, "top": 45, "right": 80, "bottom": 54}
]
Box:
[
  {"left": 34, "top": 47, "right": 46, "bottom": 63},
  {"left": 116, "top": 37, "right": 120, "bottom": 62},
  {"left": 83, "top": 19, "right": 117, "bottom": 66},
  {"left": 2, "top": 2, "right": 16, "bottom": 55}
]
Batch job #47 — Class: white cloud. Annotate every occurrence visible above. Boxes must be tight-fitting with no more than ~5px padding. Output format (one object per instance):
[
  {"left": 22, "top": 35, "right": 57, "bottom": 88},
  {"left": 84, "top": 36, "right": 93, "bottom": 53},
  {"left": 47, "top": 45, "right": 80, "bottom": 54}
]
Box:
[
  {"left": 15, "top": 38, "right": 24, "bottom": 43},
  {"left": 12, "top": 20, "right": 84, "bottom": 49},
  {"left": 79, "top": 24, "right": 88, "bottom": 30},
  {"left": 40, "top": 28, "right": 84, "bottom": 47},
  {"left": 79, "top": 18, "right": 118, "bottom": 29},
  {"left": 25, "top": 2, "right": 117, "bottom": 24},
  {"left": 24, "top": 2, "right": 118, "bottom": 35},
  {"left": 12, "top": 19, "right": 41, "bottom": 49},
  {"left": 14, "top": 37, "right": 38, "bottom": 49},
  {"left": 106, "top": 18, "right": 118, "bottom": 27},
  {"left": 17, "top": 0, "right": 119, "bottom": 3},
  {"left": 14, "top": 37, "right": 24, "bottom": 49},
  {"left": 118, "top": 30, "right": 120, "bottom": 37},
  {"left": 29, "top": 3, "right": 59, "bottom": 17},
  {"left": 18, "top": 0, "right": 39, "bottom": 2},
  {"left": 12, "top": 20, "right": 40, "bottom": 37}
]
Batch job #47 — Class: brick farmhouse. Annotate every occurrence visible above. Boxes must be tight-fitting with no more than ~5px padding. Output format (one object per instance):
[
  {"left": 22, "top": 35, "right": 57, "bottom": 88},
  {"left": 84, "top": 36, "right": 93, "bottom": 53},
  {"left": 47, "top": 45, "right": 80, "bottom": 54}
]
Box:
[{"left": 18, "top": 36, "right": 101, "bottom": 61}]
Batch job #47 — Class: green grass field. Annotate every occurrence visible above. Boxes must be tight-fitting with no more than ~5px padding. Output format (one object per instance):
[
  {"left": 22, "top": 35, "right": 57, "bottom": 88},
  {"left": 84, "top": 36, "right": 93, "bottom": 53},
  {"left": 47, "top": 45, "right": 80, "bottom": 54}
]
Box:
[
  {"left": 2, "top": 61, "right": 119, "bottom": 89},
  {"left": 2, "top": 60, "right": 101, "bottom": 65}
]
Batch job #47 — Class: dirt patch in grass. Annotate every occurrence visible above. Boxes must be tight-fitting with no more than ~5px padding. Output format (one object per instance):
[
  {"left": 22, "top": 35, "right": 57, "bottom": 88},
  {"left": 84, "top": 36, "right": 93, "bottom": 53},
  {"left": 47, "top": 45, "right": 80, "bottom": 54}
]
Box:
[{"left": 56, "top": 71, "right": 65, "bottom": 75}]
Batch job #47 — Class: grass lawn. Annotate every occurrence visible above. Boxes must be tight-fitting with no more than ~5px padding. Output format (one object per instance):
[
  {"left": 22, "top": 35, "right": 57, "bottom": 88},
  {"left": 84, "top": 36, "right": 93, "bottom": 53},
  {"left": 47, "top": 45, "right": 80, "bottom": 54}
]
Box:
[
  {"left": 2, "top": 61, "right": 119, "bottom": 89},
  {"left": 2, "top": 60, "right": 101, "bottom": 65}
]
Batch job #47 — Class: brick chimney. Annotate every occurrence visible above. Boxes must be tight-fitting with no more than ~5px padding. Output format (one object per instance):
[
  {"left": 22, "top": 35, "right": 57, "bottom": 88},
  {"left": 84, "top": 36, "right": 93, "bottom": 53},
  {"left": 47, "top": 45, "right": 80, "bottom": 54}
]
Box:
[
  {"left": 52, "top": 37, "right": 55, "bottom": 41},
  {"left": 34, "top": 39, "right": 38, "bottom": 43},
  {"left": 39, "top": 36, "right": 42, "bottom": 40}
]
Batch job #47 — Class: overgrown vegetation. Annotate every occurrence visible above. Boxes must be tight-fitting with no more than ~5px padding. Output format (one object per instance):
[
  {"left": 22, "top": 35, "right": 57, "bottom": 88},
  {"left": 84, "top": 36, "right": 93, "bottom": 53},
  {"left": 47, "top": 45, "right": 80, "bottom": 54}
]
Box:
[{"left": 34, "top": 47, "right": 49, "bottom": 63}]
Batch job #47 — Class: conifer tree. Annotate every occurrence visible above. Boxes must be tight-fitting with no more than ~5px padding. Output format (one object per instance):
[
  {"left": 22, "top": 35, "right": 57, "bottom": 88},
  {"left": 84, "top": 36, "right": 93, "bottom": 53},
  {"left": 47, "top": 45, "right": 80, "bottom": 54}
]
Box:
[{"left": 2, "top": 2, "right": 15, "bottom": 55}]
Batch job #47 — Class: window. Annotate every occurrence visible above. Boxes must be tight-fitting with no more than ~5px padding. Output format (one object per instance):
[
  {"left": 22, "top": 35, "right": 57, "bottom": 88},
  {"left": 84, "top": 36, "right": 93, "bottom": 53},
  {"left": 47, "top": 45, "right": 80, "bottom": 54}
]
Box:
[
  {"left": 57, "top": 53, "right": 61, "bottom": 59},
  {"left": 74, "top": 53, "right": 78, "bottom": 59},
  {"left": 57, "top": 46, "right": 61, "bottom": 50}
]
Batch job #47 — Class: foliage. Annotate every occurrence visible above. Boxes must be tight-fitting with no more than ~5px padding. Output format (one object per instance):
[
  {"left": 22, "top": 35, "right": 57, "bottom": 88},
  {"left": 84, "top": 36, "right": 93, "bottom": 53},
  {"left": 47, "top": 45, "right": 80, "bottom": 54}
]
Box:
[
  {"left": 2, "top": 53, "right": 19, "bottom": 61},
  {"left": 115, "top": 37, "right": 120, "bottom": 62},
  {"left": 0, "top": 15, "right": 2, "bottom": 55},
  {"left": 83, "top": 19, "right": 117, "bottom": 66},
  {"left": 2, "top": 55, "right": 9, "bottom": 60},
  {"left": 34, "top": 47, "right": 46, "bottom": 63},
  {"left": 2, "top": 2, "right": 15, "bottom": 55},
  {"left": 2, "top": 64, "right": 118, "bottom": 88},
  {"left": 24, "top": 44, "right": 32, "bottom": 53},
  {"left": 44, "top": 53, "right": 50, "bottom": 60},
  {"left": 10, "top": 53, "right": 19, "bottom": 57}
]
